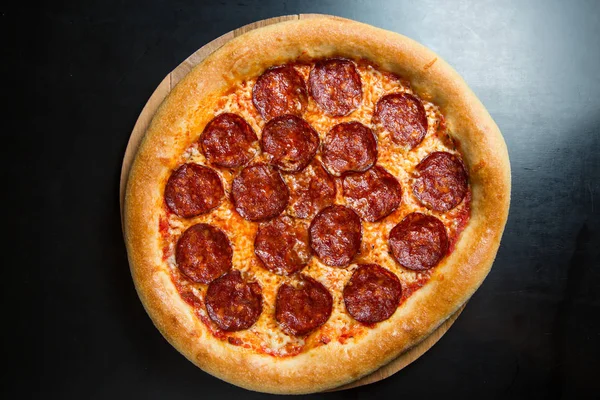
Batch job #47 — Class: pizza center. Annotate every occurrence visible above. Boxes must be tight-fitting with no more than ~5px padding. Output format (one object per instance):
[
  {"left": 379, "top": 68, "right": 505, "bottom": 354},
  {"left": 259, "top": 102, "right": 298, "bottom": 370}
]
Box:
[{"left": 158, "top": 58, "right": 471, "bottom": 357}]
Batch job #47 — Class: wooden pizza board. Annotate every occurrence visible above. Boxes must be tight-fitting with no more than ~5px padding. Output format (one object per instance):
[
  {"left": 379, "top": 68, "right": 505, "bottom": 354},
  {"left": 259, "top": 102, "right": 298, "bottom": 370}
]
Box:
[{"left": 119, "top": 14, "right": 466, "bottom": 391}]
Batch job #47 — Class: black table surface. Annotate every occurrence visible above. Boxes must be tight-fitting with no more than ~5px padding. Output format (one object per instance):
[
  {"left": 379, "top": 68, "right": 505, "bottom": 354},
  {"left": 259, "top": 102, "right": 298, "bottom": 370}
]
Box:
[{"left": 7, "top": 0, "right": 599, "bottom": 398}]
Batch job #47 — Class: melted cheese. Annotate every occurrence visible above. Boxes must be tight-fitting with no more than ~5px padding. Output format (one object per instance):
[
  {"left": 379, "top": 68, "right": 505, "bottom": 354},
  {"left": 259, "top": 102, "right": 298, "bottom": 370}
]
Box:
[{"left": 160, "top": 61, "right": 470, "bottom": 356}]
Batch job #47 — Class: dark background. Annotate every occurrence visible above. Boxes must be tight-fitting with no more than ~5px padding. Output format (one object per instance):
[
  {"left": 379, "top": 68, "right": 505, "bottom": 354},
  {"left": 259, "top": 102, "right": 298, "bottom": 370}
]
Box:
[{"left": 5, "top": 0, "right": 599, "bottom": 398}]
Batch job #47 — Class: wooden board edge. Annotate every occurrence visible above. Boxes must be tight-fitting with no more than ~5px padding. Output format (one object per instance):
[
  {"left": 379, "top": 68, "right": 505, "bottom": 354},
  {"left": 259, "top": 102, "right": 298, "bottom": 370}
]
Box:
[{"left": 331, "top": 303, "right": 466, "bottom": 390}]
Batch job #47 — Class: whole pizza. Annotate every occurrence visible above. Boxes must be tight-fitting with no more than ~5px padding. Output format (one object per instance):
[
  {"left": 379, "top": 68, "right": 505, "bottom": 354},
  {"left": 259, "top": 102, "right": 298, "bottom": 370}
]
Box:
[{"left": 124, "top": 16, "right": 510, "bottom": 394}]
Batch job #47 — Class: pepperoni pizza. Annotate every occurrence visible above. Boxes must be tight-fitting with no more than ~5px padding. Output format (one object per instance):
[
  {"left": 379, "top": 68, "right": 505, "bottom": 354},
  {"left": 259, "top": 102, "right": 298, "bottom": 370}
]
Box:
[{"left": 124, "top": 16, "right": 510, "bottom": 394}]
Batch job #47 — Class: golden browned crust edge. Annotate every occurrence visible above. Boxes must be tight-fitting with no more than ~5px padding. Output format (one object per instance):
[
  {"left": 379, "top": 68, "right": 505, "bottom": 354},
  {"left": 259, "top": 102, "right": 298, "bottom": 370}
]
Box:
[{"left": 124, "top": 15, "right": 511, "bottom": 394}]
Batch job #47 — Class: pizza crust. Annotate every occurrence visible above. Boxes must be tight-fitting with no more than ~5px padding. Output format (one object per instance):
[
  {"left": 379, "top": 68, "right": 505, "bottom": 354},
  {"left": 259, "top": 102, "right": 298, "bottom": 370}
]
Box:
[{"left": 124, "top": 15, "right": 510, "bottom": 394}]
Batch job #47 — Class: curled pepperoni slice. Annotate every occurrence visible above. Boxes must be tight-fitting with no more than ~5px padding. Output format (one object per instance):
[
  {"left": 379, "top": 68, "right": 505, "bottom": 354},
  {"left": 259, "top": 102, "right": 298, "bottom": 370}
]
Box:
[
  {"left": 164, "top": 163, "right": 224, "bottom": 218},
  {"left": 205, "top": 270, "right": 262, "bottom": 332},
  {"left": 309, "top": 205, "right": 362, "bottom": 267},
  {"left": 412, "top": 152, "right": 468, "bottom": 211},
  {"left": 285, "top": 160, "right": 336, "bottom": 219},
  {"left": 275, "top": 275, "right": 333, "bottom": 336},
  {"left": 342, "top": 166, "right": 402, "bottom": 222},
  {"left": 321, "top": 122, "right": 377, "bottom": 176},
  {"left": 343, "top": 264, "right": 402, "bottom": 324},
  {"left": 254, "top": 216, "right": 311, "bottom": 276},
  {"left": 231, "top": 163, "right": 289, "bottom": 221},
  {"left": 200, "top": 113, "right": 258, "bottom": 168},
  {"left": 252, "top": 65, "right": 308, "bottom": 121},
  {"left": 373, "top": 93, "right": 427, "bottom": 149},
  {"left": 308, "top": 58, "right": 362, "bottom": 116},
  {"left": 260, "top": 115, "right": 319, "bottom": 172},
  {"left": 388, "top": 212, "right": 448, "bottom": 271},
  {"left": 175, "top": 223, "right": 232, "bottom": 284}
]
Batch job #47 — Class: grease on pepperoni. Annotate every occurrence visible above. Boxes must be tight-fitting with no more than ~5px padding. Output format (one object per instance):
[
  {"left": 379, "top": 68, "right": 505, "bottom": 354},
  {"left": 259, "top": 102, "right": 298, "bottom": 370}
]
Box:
[
  {"left": 260, "top": 115, "right": 319, "bottom": 172},
  {"left": 343, "top": 263, "right": 402, "bottom": 324},
  {"left": 164, "top": 163, "right": 224, "bottom": 218},
  {"left": 200, "top": 113, "right": 258, "bottom": 168},
  {"left": 412, "top": 151, "right": 468, "bottom": 212},
  {"left": 275, "top": 275, "right": 333, "bottom": 336},
  {"left": 309, "top": 205, "right": 362, "bottom": 267},
  {"left": 373, "top": 93, "right": 427, "bottom": 149},
  {"left": 388, "top": 212, "right": 448, "bottom": 271},
  {"left": 175, "top": 223, "right": 233, "bottom": 284},
  {"left": 205, "top": 270, "right": 262, "bottom": 332},
  {"left": 285, "top": 159, "right": 336, "bottom": 219},
  {"left": 254, "top": 216, "right": 312, "bottom": 276},
  {"left": 321, "top": 122, "right": 377, "bottom": 176},
  {"left": 308, "top": 58, "right": 362, "bottom": 116},
  {"left": 231, "top": 163, "right": 289, "bottom": 221},
  {"left": 252, "top": 65, "right": 308, "bottom": 121},
  {"left": 342, "top": 165, "right": 402, "bottom": 222}
]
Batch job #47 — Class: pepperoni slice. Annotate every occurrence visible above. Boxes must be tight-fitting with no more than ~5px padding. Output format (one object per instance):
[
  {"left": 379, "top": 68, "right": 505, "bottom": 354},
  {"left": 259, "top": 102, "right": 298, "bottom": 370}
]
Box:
[
  {"left": 205, "top": 270, "right": 262, "bottom": 332},
  {"left": 342, "top": 166, "right": 402, "bottom": 222},
  {"left": 260, "top": 115, "right": 319, "bottom": 172},
  {"left": 175, "top": 223, "right": 233, "bottom": 284},
  {"left": 309, "top": 205, "right": 362, "bottom": 267},
  {"left": 373, "top": 93, "right": 427, "bottom": 149},
  {"left": 412, "top": 152, "right": 468, "bottom": 211},
  {"left": 200, "top": 113, "right": 258, "bottom": 168},
  {"left": 321, "top": 122, "right": 377, "bottom": 176},
  {"left": 285, "top": 160, "right": 336, "bottom": 219},
  {"left": 343, "top": 264, "right": 402, "bottom": 324},
  {"left": 231, "top": 163, "right": 289, "bottom": 221},
  {"left": 164, "top": 163, "right": 224, "bottom": 218},
  {"left": 252, "top": 65, "right": 308, "bottom": 121},
  {"left": 275, "top": 275, "right": 333, "bottom": 336},
  {"left": 254, "top": 216, "right": 311, "bottom": 276},
  {"left": 308, "top": 58, "right": 362, "bottom": 116},
  {"left": 388, "top": 212, "right": 448, "bottom": 271}
]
